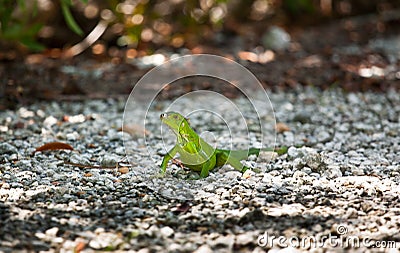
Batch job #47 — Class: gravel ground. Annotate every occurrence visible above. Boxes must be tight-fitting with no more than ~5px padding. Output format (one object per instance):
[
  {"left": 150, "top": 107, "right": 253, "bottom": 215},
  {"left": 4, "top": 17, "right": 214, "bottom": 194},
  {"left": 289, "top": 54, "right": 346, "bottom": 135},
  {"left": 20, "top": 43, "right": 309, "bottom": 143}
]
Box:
[{"left": 0, "top": 87, "right": 399, "bottom": 252}]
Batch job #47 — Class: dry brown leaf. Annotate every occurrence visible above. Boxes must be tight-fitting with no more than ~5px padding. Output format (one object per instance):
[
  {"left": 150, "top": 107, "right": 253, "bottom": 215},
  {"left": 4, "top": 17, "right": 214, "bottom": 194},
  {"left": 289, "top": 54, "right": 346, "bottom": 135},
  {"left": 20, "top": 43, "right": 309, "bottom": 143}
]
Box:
[
  {"left": 118, "top": 167, "right": 129, "bottom": 174},
  {"left": 238, "top": 51, "right": 258, "bottom": 62},
  {"left": 25, "top": 54, "right": 45, "bottom": 65},
  {"left": 76, "top": 191, "right": 86, "bottom": 196},
  {"left": 176, "top": 202, "right": 191, "bottom": 213},
  {"left": 120, "top": 124, "right": 150, "bottom": 137},
  {"left": 275, "top": 122, "right": 290, "bottom": 133},
  {"left": 34, "top": 142, "right": 73, "bottom": 154},
  {"left": 74, "top": 241, "right": 86, "bottom": 253},
  {"left": 87, "top": 143, "right": 97, "bottom": 148}
]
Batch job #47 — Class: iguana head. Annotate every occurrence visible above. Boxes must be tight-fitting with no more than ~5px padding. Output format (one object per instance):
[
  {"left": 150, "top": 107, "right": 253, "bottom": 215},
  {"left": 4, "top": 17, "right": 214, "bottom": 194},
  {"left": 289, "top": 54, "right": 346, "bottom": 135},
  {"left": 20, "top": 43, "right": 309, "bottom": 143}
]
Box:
[{"left": 160, "top": 112, "right": 189, "bottom": 136}]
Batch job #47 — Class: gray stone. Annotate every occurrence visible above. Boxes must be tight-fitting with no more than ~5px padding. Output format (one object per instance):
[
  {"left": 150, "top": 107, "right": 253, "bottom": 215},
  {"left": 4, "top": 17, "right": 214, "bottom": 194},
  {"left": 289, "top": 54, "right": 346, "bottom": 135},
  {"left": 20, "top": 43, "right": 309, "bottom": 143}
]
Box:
[
  {"left": 261, "top": 26, "right": 291, "bottom": 51},
  {"left": 292, "top": 111, "right": 312, "bottom": 124},
  {"left": 69, "top": 154, "right": 91, "bottom": 166},
  {"left": 160, "top": 226, "right": 174, "bottom": 238},
  {"left": 0, "top": 143, "right": 18, "bottom": 154},
  {"left": 100, "top": 154, "right": 119, "bottom": 167},
  {"left": 323, "top": 164, "right": 342, "bottom": 179}
]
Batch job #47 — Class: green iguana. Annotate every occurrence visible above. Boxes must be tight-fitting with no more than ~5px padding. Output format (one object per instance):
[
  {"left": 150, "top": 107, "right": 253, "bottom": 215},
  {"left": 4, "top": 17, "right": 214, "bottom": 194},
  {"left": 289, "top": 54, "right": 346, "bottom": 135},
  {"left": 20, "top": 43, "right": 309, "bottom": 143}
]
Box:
[{"left": 160, "top": 112, "right": 286, "bottom": 178}]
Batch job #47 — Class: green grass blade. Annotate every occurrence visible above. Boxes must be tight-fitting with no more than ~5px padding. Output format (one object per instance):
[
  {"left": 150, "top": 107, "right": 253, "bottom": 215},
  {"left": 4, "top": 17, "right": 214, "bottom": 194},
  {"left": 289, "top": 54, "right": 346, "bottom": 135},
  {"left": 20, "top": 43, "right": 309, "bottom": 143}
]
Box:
[{"left": 60, "top": 0, "right": 83, "bottom": 35}]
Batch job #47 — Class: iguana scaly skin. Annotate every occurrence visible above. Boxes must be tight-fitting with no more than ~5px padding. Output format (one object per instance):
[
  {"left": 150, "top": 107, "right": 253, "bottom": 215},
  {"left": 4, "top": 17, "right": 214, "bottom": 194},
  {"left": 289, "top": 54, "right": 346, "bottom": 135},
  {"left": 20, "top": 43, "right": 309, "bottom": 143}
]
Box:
[{"left": 160, "top": 112, "right": 283, "bottom": 178}]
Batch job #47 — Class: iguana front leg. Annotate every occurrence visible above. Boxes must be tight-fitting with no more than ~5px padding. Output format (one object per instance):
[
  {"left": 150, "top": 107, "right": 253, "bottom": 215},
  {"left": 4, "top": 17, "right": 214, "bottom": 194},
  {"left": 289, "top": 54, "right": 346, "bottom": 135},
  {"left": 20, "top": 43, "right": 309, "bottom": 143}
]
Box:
[
  {"left": 199, "top": 154, "right": 216, "bottom": 178},
  {"left": 160, "top": 145, "right": 178, "bottom": 175}
]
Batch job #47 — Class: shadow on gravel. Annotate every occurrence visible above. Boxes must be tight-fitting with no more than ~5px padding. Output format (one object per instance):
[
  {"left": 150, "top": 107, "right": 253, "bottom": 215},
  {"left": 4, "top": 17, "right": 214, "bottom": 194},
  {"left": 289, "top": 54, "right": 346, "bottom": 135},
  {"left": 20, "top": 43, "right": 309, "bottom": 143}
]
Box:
[
  {"left": 0, "top": 200, "right": 57, "bottom": 251},
  {"left": 0, "top": 185, "right": 344, "bottom": 251},
  {"left": 239, "top": 209, "right": 336, "bottom": 230},
  {"left": 0, "top": 202, "right": 10, "bottom": 237},
  {"left": 0, "top": 183, "right": 149, "bottom": 251},
  {"left": 0, "top": 200, "right": 49, "bottom": 251}
]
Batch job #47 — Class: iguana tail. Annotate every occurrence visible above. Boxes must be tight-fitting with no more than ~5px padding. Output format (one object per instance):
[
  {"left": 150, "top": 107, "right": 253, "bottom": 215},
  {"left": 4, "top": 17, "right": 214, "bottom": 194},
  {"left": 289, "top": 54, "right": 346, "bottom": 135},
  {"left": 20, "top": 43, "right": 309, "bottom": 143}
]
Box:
[
  {"left": 215, "top": 146, "right": 288, "bottom": 173},
  {"left": 216, "top": 146, "right": 288, "bottom": 162}
]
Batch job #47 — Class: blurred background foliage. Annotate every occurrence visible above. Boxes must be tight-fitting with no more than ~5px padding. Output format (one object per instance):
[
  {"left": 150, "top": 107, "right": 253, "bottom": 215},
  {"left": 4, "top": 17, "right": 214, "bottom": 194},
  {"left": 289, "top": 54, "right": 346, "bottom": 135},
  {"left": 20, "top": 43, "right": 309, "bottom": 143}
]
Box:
[{"left": 0, "top": 0, "right": 399, "bottom": 57}]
